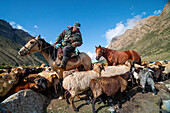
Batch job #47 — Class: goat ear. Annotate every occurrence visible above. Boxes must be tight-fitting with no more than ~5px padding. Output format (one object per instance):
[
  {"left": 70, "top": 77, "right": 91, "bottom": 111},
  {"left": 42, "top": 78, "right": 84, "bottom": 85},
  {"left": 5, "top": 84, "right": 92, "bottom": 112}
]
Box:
[
  {"left": 99, "top": 45, "right": 101, "bottom": 48},
  {"left": 95, "top": 46, "right": 97, "bottom": 48},
  {"left": 35, "top": 34, "right": 40, "bottom": 40},
  {"left": 51, "top": 74, "right": 57, "bottom": 78},
  {"left": 14, "top": 70, "right": 18, "bottom": 74}
]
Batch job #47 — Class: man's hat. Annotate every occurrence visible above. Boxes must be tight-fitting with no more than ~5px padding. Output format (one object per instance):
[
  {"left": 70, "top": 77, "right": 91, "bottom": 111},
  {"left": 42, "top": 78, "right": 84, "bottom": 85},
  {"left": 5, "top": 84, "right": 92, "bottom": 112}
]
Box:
[{"left": 73, "top": 22, "right": 81, "bottom": 28}]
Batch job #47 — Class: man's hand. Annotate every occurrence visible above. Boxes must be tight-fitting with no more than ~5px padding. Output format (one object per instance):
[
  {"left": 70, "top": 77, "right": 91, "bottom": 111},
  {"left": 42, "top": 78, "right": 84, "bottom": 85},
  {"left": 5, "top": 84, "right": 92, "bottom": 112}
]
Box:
[
  {"left": 65, "top": 38, "right": 71, "bottom": 42},
  {"left": 53, "top": 41, "right": 58, "bottom": 46},
  {"left": 72, "top": 42, "right": 76, "bottom": 47}
]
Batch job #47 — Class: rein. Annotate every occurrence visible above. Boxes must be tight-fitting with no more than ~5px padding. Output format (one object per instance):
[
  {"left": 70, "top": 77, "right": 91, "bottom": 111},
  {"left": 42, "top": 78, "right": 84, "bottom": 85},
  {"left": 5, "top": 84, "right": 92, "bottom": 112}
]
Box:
[
  {"left": 23, "top": 38, "right": 57, "bottom": 53},
  {"left": 101, "top": 47, "right": 106, "bottom": 56},
  {"left": 23, "top": 39, "right": 39, "bottom": 52}
]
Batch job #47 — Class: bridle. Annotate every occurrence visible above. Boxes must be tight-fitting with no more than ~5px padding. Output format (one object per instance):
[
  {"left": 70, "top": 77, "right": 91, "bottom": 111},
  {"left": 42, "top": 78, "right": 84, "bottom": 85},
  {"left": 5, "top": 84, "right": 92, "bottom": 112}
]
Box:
[{"left": 23, "top": 38, "right": 40, "bottom": 53}]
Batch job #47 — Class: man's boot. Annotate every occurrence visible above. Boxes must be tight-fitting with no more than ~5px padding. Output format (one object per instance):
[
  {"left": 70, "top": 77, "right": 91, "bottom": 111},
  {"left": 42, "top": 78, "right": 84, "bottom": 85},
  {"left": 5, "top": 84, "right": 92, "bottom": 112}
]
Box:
[{"left": 57, "top": 56, "right": 69, "bottom": 69}]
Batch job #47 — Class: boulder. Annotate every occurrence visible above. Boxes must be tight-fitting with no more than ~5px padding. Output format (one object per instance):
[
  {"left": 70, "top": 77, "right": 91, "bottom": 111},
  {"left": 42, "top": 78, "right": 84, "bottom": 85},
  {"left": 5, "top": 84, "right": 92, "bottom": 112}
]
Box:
[{"left": 0, "top": 90, "right": 51, "bottom": 113}]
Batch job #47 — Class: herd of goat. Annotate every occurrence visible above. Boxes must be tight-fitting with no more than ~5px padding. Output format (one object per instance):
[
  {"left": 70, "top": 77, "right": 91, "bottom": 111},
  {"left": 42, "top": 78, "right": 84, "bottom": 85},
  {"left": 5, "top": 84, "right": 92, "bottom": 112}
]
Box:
[{"left": 0, "top": 60, "right": 170, "bottom": 113}]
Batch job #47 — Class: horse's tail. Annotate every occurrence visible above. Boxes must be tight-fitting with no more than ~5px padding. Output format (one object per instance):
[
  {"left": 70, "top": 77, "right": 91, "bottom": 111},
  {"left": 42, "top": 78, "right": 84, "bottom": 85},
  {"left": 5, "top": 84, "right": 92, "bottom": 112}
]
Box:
[
  {"left": 138, "top": 58, "right": 141, "bottom": 65},
  {"left": 80, "top": 52, "right": 92, "bottom": 71},
  {"left": 130, "top": 50, "right": 141, "bottom": 65},
  {"left": 90, "top": 63, "right": 93, "bottom": 70}
]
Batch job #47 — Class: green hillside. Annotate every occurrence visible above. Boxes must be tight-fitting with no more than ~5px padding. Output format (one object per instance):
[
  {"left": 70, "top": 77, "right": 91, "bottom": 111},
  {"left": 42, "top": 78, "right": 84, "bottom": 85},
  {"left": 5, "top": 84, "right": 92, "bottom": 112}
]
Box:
[{"left": 0, "top": 19, "right": 47, "bottom": 66}]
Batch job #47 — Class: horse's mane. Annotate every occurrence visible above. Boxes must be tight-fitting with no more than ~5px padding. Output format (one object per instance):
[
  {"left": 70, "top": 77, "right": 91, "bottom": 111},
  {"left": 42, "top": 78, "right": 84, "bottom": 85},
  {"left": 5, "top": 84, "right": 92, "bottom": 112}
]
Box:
[
  {"left": 39, "top": 39, "right": 58, "bottom": 60},
  {"left": 101, "top": 47, "right": 115, "bottom": 52}
]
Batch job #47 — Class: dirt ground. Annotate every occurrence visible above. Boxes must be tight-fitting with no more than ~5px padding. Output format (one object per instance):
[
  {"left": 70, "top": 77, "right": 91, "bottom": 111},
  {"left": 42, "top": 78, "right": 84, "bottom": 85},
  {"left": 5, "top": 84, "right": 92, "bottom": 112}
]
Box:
[{"left": 47, "top": 79, "right": 170, "bottom": 113}]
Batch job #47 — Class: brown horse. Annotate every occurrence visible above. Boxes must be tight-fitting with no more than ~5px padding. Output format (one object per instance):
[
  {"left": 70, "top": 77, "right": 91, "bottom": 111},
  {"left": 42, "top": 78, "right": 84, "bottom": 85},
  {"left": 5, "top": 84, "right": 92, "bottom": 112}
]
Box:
[
  {"left": 18, "top": 35, "right": 92, "bottom": 79},
  {"left": 95, "top": 45, "right": 141, "bottom": 66}
]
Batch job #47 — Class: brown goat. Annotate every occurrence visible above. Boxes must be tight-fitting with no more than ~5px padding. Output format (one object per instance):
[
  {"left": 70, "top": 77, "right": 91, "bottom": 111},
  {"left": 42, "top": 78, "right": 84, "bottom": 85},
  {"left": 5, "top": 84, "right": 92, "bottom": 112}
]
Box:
[
  {"left": 0, "top": 67, "right": 25, "bottom": 97},
  {"left": 0, "top": 72, "right": 58, "bottom": 102},
  {"left": 90, "top": 75, "right": 127, "bottom": 113}
]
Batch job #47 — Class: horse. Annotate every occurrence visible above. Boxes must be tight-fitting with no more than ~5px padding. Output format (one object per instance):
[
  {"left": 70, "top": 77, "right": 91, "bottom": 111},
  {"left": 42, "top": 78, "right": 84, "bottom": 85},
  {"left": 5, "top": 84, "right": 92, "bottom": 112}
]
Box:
[
  {"left": 18, "top": 35, "right": 92, "bottom": 80},
  {"left": 95, "top": 45, "right": 141, "bottom": 66}
]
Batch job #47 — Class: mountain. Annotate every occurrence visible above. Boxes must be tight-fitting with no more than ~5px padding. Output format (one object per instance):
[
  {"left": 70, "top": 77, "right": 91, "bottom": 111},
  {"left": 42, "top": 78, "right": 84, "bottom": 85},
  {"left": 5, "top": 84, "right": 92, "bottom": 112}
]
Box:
[
  {"left": 0, "top": 19, "right": 47, "bottom": 66},
  {"left": 107, "top": 1, "right": 170, "bottom": 61}
]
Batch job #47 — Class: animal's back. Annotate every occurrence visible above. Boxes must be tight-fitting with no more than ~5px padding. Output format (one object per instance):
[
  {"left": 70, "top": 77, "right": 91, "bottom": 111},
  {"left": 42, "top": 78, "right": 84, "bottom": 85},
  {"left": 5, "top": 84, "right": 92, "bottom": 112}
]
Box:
[
  {"left": 63, "top": 71, "right": 97, "bottom": 92},
  {"left": 90, "top": 75, "right": 127, "bottom": 96}
]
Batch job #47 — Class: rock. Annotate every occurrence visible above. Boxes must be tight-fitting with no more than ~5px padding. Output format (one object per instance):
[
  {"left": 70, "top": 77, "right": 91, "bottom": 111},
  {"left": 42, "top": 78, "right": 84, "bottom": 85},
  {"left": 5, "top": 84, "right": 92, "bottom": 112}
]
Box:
[
  {"left": 161, "top": 100, "right": 170, "bottom": 112},
  {"left": 118, "top": 93, "right": 162, "bottom": 113},
  {"left": 0, "top": 90, "right": 51, "bottom": 113}
]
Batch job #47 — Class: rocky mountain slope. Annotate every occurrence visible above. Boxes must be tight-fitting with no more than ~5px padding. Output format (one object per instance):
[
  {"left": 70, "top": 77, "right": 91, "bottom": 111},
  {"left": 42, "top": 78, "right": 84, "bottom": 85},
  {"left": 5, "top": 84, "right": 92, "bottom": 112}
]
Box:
[
  {"left": 0, "top": 19, "right": 47, "bottom": 66},
  {"left": 107, "top": 1, "right": 170, "bottom": 61}
]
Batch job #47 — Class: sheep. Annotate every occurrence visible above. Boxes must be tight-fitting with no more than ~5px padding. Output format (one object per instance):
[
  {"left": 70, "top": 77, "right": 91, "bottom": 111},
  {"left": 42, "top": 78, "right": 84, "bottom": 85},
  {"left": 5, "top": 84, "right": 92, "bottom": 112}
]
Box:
[
  {"left": 0, "top": 67, "right": 25, "bottom": 97},
  {"left": 89, "top": 73, "right": 128, "bottom": 113},
  {"left": 62, "top": 63, "right": 103, "bottom": 112},
  {"left": 38, "top": 71, "right": 60, "bottom": 96},
  {"left": 99, "top": 60, "right": 131, "bottom": 77}
]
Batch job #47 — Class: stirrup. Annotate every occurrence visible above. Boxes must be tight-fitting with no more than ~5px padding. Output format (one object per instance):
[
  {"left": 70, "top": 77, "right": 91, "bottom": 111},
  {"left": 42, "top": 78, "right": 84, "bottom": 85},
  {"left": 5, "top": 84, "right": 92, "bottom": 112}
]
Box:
[
  {"left": 57, "top": 63, "right": 65, "bottom": 69},
  {"left": 57, "top": 63, "right": 61, "bottom": 66}
]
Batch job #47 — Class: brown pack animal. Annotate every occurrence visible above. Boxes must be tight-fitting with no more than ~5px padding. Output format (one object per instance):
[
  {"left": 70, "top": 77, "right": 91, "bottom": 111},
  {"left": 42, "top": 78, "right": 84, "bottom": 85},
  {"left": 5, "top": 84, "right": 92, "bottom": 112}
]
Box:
[
  {"left": 90, "top": 74, "right": 128, "bottom": 113},
  {"left": 95, "top": 45, "right": 141, "bottom": 66}
]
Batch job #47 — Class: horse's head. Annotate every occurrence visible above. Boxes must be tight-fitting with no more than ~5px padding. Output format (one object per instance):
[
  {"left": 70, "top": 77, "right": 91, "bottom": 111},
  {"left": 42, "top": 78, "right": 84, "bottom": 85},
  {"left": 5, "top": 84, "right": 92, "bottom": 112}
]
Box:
[
  {"left": 95, "top": 45, "right": 104, "bottom": 61},
  {"left": 18, "top": 35, "right": 41, "bottom": 56}
]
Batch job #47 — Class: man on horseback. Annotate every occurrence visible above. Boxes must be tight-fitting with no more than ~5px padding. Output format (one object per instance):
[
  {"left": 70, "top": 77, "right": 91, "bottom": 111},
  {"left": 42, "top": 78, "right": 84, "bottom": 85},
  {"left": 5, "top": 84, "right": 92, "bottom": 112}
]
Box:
[{"left": 53, "top": 22, "right": 83, "bottom": 69}]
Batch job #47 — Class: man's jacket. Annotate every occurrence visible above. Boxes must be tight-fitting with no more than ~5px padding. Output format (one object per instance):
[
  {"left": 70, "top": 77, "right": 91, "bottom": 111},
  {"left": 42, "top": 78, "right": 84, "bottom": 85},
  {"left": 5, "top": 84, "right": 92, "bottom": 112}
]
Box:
[{"left": 55, "top": 28, "right": 83, "bottom": 48}]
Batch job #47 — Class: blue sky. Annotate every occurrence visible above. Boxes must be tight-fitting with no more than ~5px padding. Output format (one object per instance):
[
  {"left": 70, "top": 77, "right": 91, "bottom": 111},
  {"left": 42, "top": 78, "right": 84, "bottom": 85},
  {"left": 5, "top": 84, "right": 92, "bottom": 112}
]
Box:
[{"left": 0, "top": 0, "right": 168, "bottom": 62}]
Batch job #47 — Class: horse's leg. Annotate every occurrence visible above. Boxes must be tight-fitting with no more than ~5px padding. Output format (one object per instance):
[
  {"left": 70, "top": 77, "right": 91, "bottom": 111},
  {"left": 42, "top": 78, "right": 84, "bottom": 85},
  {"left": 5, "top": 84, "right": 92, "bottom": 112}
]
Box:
[
  {"left": 81, "top": 54, "right": 92, "bottom": 71},
  {"left": 112, "top": 57, "right": 117, "bottom": 66},
  {"left": 58, "top": 78, "right": 65, "bottom": 99}
]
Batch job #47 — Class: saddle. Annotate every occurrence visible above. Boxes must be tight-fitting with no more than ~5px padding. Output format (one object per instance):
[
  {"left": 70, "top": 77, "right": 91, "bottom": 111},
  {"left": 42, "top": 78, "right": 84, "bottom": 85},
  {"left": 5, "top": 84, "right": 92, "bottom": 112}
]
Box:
[{"left": 57, "top": 47, "right": 80, "bottom": 62}]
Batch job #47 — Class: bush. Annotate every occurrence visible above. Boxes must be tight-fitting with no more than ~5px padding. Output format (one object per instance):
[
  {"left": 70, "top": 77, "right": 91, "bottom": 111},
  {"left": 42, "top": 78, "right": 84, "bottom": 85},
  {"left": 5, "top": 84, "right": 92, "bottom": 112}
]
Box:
[
  {"left": 14, "top": 62, "right": 19, "bottom": 66},
  {"left": 1, "top": 63, "right": 5, "bottom": 66}
]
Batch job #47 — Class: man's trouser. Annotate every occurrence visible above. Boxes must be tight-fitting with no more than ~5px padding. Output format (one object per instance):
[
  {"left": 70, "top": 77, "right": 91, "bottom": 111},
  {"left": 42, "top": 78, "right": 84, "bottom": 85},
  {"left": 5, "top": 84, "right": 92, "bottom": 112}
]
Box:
[{"left": 59, "top": 45, "right": 75, "bottom": 69}]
